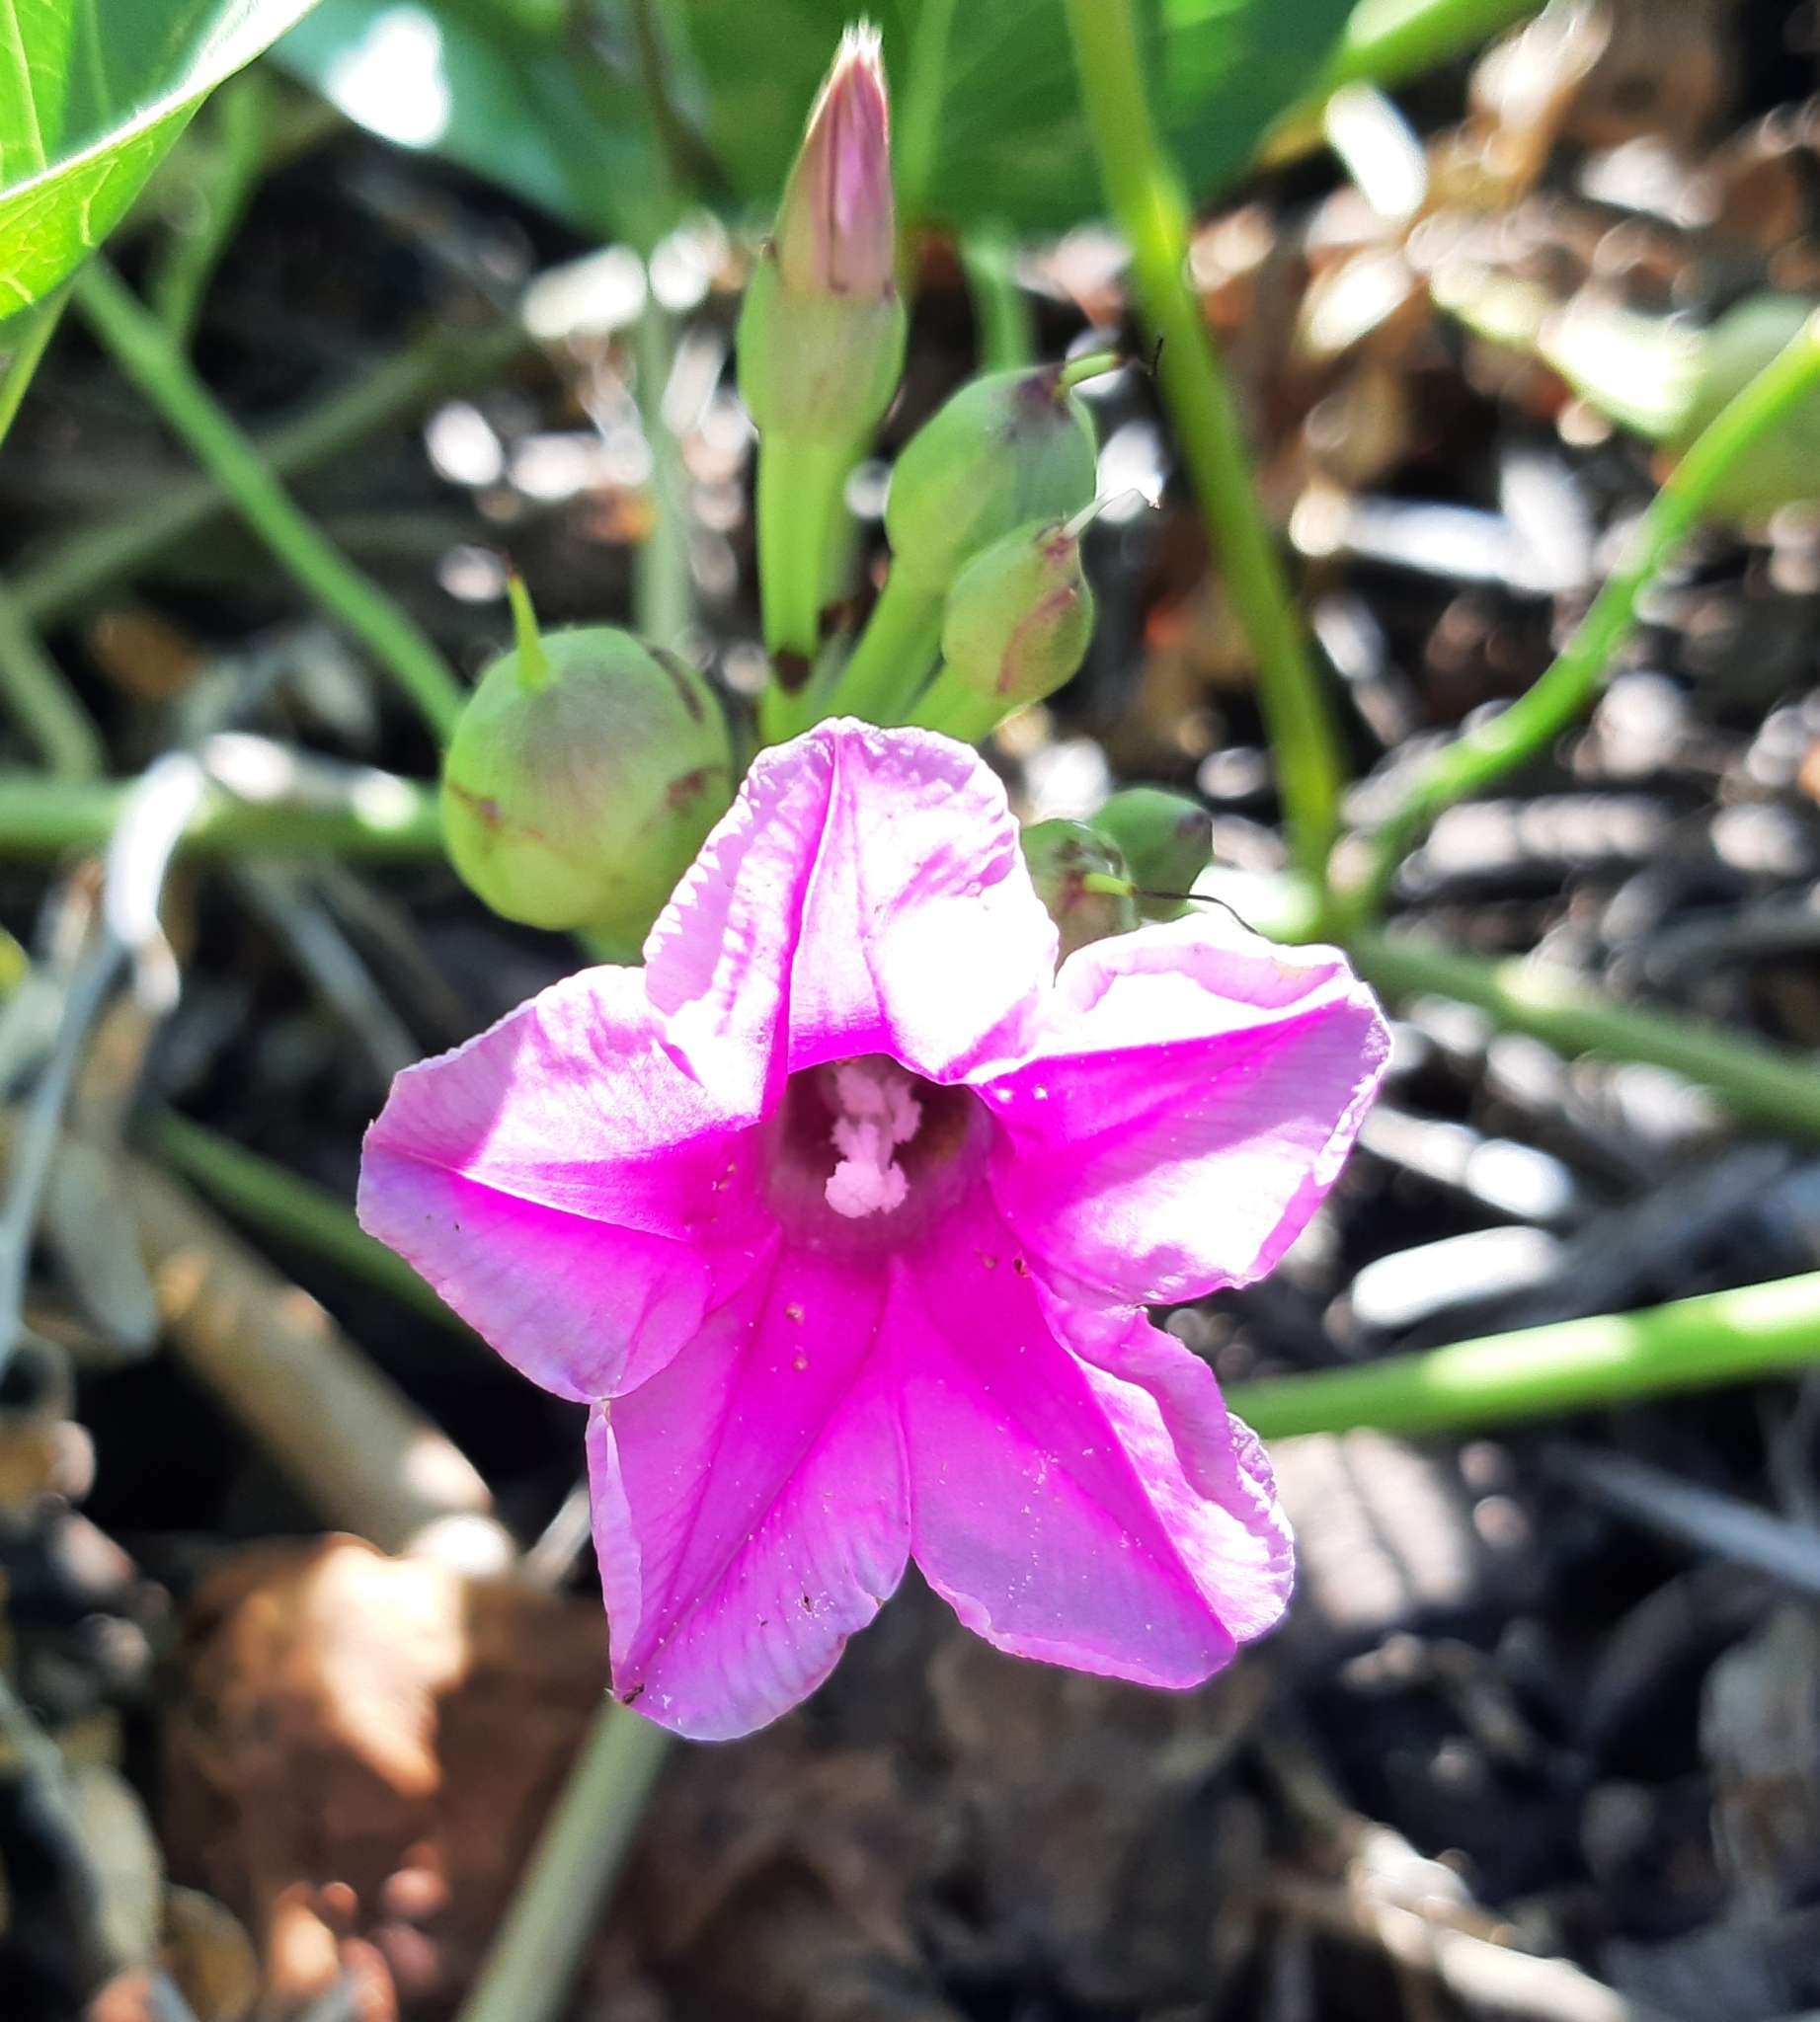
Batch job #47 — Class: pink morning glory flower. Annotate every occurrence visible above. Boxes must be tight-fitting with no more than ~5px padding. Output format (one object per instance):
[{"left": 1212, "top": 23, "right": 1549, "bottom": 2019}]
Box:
[{"left": 358, "top": 722, "right": 1388, "bottom": 1740}]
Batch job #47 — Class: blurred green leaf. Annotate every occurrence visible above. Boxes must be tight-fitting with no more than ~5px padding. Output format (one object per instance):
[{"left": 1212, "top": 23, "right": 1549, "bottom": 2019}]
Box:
[
  {"left": 273, "top": 0, "right": 667, "bottom": 245},
  {"left": 677, "top": 0, "right": 1360, "bottom": 232},
  {"left": 0, "top": 0, "right": 323, "bottom": 316}
]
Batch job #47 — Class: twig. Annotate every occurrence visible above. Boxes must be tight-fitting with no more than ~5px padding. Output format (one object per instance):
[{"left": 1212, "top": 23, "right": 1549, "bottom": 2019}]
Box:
[{"left": 72, "top": 260, "right": 468, "bottom": 741}]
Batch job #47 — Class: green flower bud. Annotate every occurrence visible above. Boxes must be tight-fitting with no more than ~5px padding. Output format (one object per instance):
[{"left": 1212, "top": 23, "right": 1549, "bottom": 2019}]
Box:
[
  {"left": 736, "top": 28, "right": 907, "bottom": 446},
  {"left": 441, "top": 583, "right": 733, "bottom": 953},
  {"left": 1020, "top": 818, "right": 1137, "bottom": 960},
  {"left": 1673, "top": 292, "right": 1820, "bottom": 520},
  {"left": 941, "top": 516, "right": 1094, "bottom": 710},
  {"left": 1091, "top": 786, "right": 1212, "bottom": 919},
  {"left": 887, "top": 365, "right": 1099, "bottom": 595}
]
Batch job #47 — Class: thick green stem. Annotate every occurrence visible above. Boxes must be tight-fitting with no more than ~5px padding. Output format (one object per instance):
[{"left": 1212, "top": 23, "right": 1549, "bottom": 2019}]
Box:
[
  {"left": 757, "top": 430, "right": 856, "bottom": 669},
  {"left": 1360, "top": 306, "right": 1820, "bottom": 906},
  {"left": 906, "top": 664, "right": 1004, "bottom": 742},
  {"left": 822, "top": 565, "right": 944, "bottom": 728},
  {"left": 0, "top": 771, "right": 440, "bottom": 857},
  {"left": 0, "top": 581, "right": 104, "bottom": 778},
  {"left": 1229, "top": 1269, "right": 1820, "bottom": 1439},
  {"left": 14, "top": 318, "right": 530, "bottom": 626},
  {"left": 148, "top": 1110, "right": 467, "bottom": 1333},
  {"left": 897, "top": 0, "right": 962, "bottom": 231},
  {"left": 960, "top": 228, "right": 1036, "bottom": 372},
  {"left": 72, "top": 261, "right": 467, "bottom": 742},
  {"left": 1063, "top": 0, "right": 1345, "bottom": 884},
  {"left": 1351, "top": 926, "right": 1820, "bottom": 1136},
  {"left": 456, "top": 1700, "right": 671, "bottom": 2022},
  {"left": 1259, "top": 0, "right": 1541, "bottom": 165},
  {"left": 0, "top": 283, "right": 70, "bottom": 451}
]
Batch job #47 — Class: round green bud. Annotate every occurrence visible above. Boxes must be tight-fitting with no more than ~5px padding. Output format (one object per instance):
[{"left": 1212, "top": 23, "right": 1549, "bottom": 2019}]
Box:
[
  {"left": 1019, "top": 818, "right": 1137, "bottom": 960},
  {"left": 941, "top": 517, "right": 1094, "bottom": 709},
  {"left": 1091, "top": 786, "right": 1212, "bottom": 918},
  {"left": 441, "top": 616, "right": 733, "bottom": 953},
  {"left": 1675, "top": 292, "right": 1820, "bottom": 520},
  {"left": 887, "top": 366, "right": 1099, "bottom": 596}
]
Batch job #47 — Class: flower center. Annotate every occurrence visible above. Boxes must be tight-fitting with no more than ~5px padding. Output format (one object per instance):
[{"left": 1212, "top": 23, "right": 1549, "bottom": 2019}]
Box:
[
  {"left": 762, "top": 1053, "right": 988, "bottom": 1253},
  {"left": 823, "top": 1057, "right": 921, "bottom": 1218}
]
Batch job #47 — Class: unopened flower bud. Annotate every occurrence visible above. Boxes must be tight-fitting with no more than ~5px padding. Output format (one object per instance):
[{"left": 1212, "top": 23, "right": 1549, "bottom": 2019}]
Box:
[
  {"left": 887, "top": 365, "right": 1099, "bottom": 596},
  {"left": 941, "top": 516, "right": 1094, "bottom": 709},
  {"left": 1091, "top": 786, "right": 1212, "bottom": 917},
  {"left": 738, "top": 28, "right": 906, "bottom": 445},
  {"left": 1019, "top": 819, "right": 1137, "bottom": 960},
  {"left": 441, "top": 583, "right": 733, "bottom": 952}
]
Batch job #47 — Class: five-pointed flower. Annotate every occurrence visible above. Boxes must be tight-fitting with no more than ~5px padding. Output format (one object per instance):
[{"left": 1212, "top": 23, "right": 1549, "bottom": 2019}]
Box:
[{"left": 358, "top": 722, "right": 1389, "bottom": 1739}]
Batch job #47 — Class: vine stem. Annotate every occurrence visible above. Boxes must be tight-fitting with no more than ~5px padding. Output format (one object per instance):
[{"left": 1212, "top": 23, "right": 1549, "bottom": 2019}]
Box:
[
  {"left": 0, "top": 577, "right": 104, "bottom": 777},
  {"left": 1358, "top": 304, "right": 1820, "bottom": 908},
  {"left": 72, "top": 261, "right": 467, "bottom": 743},
  {"left": 1228, "top": 1269, "right": 1820, "bottom": 1439},
  {"left": 896, "top": 0, "right": 962, "bottom": 230},
  {"left": 455, "top": 1700, "right": 672, "bottom": 2022},
  {"left": 1063, "top": 0, "right": 1345, "bottom": 884},
  {"left": 820, "top": 564, "right": 945, "bottom": 731},
  {"left": 0, "top": 282, "right": 70, "bottom": 451}
]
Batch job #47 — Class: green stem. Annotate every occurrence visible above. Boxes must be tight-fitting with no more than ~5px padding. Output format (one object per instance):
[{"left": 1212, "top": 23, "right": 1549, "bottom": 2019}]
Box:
[
  {"left": 1350, "top": 926, "right": 1820, "bottom": 1136},
  {"left": 15, "top": 318, "right": 530, "bottom": 627},
  {"left": 633, "top": 296, "right": 693, "bottom": 651},
  {"left": 959, "top": 228, "right": 1036, "bottom": 372},
  {"left": 149, "top": 67, "right": 277, "bottom": 349},
  {"left": 0, "top": 580, "right": 104, "bottom": 778},
  {"left": 897, "top": 0, "right": 962, "bottom": 230},
  {"left": 0, "top": 282, "right": 70, "bottom": 451},
  {"left": 0, "top": 771, "right": 440, "bottom": 857},
  {"left": 821, "top": 565, "right": 944, "bottom": 728},
  {"left": 1259, "top": 0, "right": 1541, "bottom": 165},
  {"left": 456, "top": 1700, "right": 672, "bottom": 2022},
  {"left": 1229, "top": 1269, "right": 1820, "bottom": 1439},
  {"left": 1063, "top": 0, "right": 1345, "bottom": 885},
  {"left": 1359, "top": 305, "right": 1820, "bottom": 907},
  {"left": 906, "top": 663, "right": 1004, "bottom": 742},
  {"left": 756, "top": 430, "right": 856, "bottom": 668},
  {"left": 147, "top": 1110, "right": 467, "bottom": 1333},
  {"left": 72, "top": 261, "right": 467, "bottom": 742}
]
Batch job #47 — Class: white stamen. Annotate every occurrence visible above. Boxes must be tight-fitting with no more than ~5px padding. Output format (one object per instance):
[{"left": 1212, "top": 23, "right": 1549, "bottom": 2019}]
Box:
[{"left": 824, "top": 1059, "right": 921, "bottom": 1219}]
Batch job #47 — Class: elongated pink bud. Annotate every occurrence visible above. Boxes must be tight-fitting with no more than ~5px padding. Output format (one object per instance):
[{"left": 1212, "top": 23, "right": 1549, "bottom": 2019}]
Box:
[{"left": 775, "top": 25, "right": 895, "bottom": 300}]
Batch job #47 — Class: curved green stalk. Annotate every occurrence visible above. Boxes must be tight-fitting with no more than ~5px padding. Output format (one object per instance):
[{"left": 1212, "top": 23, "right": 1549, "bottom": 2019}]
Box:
[
  {"left": 1358, "top": 305, "right": 1820, "bottom": 908},
  {"left": 73, "top": 260, "right": 467, "bottom": 743},
  {"left": 0, "top": 580, "right": 103, "bottom": 778},
  {"left": 820, "top": 565, "right": 945, "bottom": 730},
  {"left": 960, "top": 228, "right": 1036, "bottom": 372},
  {"left": 0, "top": 771, "right": 441, "bottom": 857},
  {"left": 149, "top": 67, "right": 277, "bottom": 349},
  {"left": 1350, "top": 926, "right": 1820, "bottom": 1137},
  {"left": 1063, "top": 0, "right": 1345, "bottom": 884},
  {"left": 756, "top": 430, "right": 855, "bottom": 672},
  {"left": 1229, "top": 1269, "right": 1820, "bottom": 1439},
  {"left": 906, "top": 663, "right": 1003, "bottom": 742}
]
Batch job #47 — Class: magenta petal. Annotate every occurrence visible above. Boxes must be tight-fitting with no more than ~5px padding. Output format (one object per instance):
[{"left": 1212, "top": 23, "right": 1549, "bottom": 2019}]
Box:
[
  {"left": 644, "top": 721, "right": 1057, "bottom": 1109},
  {"left": 358, "top": 966, "right": 763, "bottom": 1400},
  {"left": 981, "top": 913, "right": 1389, "bottom": 1306},
  {"left": 893, "top": 1180, "right": 1266, "bottom": 1686},
  {"left": 589, "top": 1243, "right": 910, "bottom": 1740}
]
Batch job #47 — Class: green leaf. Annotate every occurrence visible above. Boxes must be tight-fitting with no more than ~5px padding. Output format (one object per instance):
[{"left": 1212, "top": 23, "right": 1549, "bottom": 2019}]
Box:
[
  {"left": 272, "top": 0, "right": 667, "bottom": 247},
  {"left": 0, "top": 0, "right": 323, "bottom": 316},
  {"left": 676, "top": 0, "right": 1360, "bottom": 233}
]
